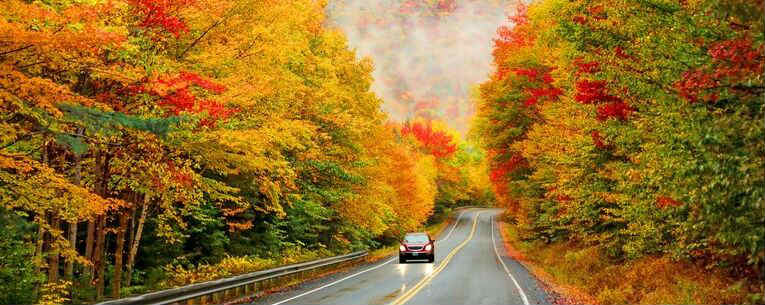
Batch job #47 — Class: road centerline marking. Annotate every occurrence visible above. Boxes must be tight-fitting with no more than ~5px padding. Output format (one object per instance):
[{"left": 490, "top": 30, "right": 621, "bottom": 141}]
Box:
[
  {"left": 389, "top": 211, "right": 483, "bottom": 305},
  {"left": 491, "top": 214, "right": 530, "bottom": 305}
]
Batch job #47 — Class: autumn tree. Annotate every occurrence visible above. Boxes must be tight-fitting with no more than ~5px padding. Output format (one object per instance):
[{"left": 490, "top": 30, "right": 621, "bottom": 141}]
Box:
[{"left": 473, "top": 0, "right": 764, "bottom": 297}]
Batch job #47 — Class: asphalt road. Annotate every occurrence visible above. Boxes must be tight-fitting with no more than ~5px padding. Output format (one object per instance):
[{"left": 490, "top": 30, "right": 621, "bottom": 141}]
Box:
[{"left": 250, "top": 209, "right": 551, "bottom": 305}]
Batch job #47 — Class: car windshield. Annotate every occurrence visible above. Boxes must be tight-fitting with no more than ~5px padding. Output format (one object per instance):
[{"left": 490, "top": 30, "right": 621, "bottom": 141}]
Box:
[{"left": 404, "top": 234, "right": 429, "bottom": 243}]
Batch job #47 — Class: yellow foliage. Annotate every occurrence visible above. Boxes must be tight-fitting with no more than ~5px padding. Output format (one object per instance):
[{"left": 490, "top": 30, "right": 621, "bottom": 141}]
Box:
[{"left": 38, "top": 281, "right": 71, "bottom": 305}]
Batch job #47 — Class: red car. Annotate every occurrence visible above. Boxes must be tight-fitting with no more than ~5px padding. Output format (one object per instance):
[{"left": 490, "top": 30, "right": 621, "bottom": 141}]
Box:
[{"left": 399, "top": 232, "right": 435, "bottom": 263}]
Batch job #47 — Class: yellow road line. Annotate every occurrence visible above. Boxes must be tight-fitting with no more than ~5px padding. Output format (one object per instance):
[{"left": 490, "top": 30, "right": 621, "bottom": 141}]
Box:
[{"left": 389, "top": 211, "right": 483, "bottom": 305}]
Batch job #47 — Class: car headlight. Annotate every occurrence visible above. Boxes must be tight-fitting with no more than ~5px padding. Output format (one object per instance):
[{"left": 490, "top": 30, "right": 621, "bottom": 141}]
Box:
[
  {"left": 399, "top": 245, "right": 406, "bottom": 251},
  {"left": 425, "top": 244, "right": 432, "bottom": 251}
]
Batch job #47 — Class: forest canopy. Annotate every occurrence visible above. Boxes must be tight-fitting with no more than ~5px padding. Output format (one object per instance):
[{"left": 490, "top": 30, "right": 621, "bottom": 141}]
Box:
[{"left": 0, "top": 0, "right": 492, "bottom": 303}]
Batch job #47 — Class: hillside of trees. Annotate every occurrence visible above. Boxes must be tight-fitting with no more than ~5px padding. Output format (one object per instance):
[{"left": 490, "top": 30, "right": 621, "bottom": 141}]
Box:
[{"left": 472, "top": 0, "right": 763, "bottom": 302}]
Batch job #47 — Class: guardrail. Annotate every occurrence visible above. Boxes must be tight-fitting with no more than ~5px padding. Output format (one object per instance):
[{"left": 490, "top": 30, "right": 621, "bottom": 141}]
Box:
[{"left": 96, "top": 251, "right": 368, "bottom": 305}]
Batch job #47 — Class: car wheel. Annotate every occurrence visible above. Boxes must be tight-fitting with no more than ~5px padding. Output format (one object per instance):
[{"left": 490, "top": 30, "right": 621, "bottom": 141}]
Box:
[
  {"left": 428, "top": 254, "right": 434, "bottom": 263},
  {"left": 399, "top": 256, "right": 405, "bottom": 264}
]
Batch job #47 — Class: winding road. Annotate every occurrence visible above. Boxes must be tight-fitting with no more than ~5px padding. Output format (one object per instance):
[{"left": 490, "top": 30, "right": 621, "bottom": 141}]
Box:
[{"left": 250, "top": 209, "right": 551, "bottom": 305}]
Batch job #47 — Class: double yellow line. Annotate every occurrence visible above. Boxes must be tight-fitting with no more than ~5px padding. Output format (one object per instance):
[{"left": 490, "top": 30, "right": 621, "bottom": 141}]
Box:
[{"left": 390, "top": 211, "right": 483, "bottom": 305}]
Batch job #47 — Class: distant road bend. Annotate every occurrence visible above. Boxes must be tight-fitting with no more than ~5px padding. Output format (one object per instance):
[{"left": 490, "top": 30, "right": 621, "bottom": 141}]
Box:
[{"left": 251, "top": 209, "right": 552, "bottom": 305}]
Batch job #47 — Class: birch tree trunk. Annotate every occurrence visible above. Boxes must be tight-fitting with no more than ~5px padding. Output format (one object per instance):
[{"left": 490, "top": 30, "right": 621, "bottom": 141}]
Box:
[{"left": 124, "top": 195, "right": 148, "bottom": 287}]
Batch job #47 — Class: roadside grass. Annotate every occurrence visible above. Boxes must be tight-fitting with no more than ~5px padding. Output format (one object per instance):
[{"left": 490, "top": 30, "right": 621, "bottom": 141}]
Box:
[
  {"left": 499, "top": 222, "right": 758, "bottom": 305},
  {"left": 160, "top": 247, "right": 333, "bottom": 289}
]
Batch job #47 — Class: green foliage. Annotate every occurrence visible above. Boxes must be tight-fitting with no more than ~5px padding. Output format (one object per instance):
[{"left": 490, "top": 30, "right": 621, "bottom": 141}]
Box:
[
  {"left": 58, "top": 104, "right": 182, "bottom": 137},
  {"left": 0, "top": 208, "right": 42, "bottom": 305}
]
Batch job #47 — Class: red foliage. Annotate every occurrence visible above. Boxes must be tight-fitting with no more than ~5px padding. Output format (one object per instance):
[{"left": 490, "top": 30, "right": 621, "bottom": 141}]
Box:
[
  {"left": 591, "top": 131, "right": 607, "bottom": 149},
  {"left": 489, "top": 153, "right": 526, "bottom": 183},
  {"left": 574, "top": 66, "right": 633, "bottom": 121},
  {"left": 171, "top": 72, "right": 226, "bottom": 94},
  {"left": 512, "top": 68, "right": 556, "bottom": 84},
  {"left": 676, "top": 37, "right": 763, "bottom": 103},
  {"left": 596, "top": 101, "right": 634, "bottom": 121},
  {"left": 488, "top": 151, "right": 527, "bottom": 200},
  {"left": 542, "top": 72, "right": 554, "bottom": 84},
  {"left": 576, "top": 61, "right": 601, "bottom": 75},
  {"left": 675, "top": 70, "right": 718, "bottom": 103},
  {"left": 572, "top": 16, "right": 587, "bottom": 25},
  {"left": 513, "top": 68, "right": 540, "bottom": 81},
  {"left": 589, "top": 5, "right": 606, "bottom": 20},
  {"left": 522, "top": 96, "right": 538, "bottom": 107},
  {"left": 135, "top": 71, "right": 236, "bottom": 124},
  {"left": 575, "top": 80, "right": 621, "bottom": 104},
  {"left": 614, "top": 47, "right": 634, "bottom": 60},
  {"left": 656, "top": 196, "right": 682, "bottom": 209},
  {"left": 489, "top": 167, "right": 507, "bottom": 185},
  {"left": 524, "top": 87, "right": 563, "bottom": 106},
  {"left": 506, "top": 66, "right": 562, "bottom": 106},
  {"left": 707, "top": 38, "right": 762, "bottom": 72},
  {"left": 160, "top": 87, "right": 196, "bottom": 114},
  {"left": 129, "top": 0, "right": 195, "bottom": 38},
  {"left": 400, "top": 122, "right": 457, "bottom": 158}
]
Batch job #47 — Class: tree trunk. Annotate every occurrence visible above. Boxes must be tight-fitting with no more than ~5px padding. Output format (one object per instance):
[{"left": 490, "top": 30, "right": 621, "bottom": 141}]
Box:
[
  {"left": 94, "top": 151, "right": 111, "bottom": 300},
  {"left": 48, "top": 215, "right": 60, "bottom": 283},
  {"left": 125, "top": 195, "right": 148, "bottom": 287},
  {"left": 35, "top": 217, "right": 45, "bottom": 274},
  {"left": 126, "top": 207, "right": 135, "bottom": 260},
  {"left": 66, "top": 134, "right": 83, "bottom": 281},
  {"left": 94, "top": 216, "right": 106, "bottom": 300},
  {"left": 37, "top": 141, "right": 49, "bottom": 276},
  {"left": 65, "top": 221, "right": 77, "bottom": 280},
  {"left": 85, "top": 220, "right": 95, "bottom": 279},
  {"left": 87, "top": 150, "right": 106, "bottom": 282},
  {"left": 112, "top": 212, "right": 128, "bottom": 298}
]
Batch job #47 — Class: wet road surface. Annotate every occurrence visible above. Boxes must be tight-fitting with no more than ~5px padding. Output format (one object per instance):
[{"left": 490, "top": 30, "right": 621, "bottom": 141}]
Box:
[{"left": 250, "top": 209, "right": 551, "bottom": 305}]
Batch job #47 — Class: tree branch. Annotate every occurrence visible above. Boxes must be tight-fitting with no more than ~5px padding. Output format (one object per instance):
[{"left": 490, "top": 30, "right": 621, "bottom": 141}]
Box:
[
  {"left": 0, "top": 45, "right": 33, "bottom": 57},
  {"left": 177, "top": 18, "right": 225, "bottom": 60}
]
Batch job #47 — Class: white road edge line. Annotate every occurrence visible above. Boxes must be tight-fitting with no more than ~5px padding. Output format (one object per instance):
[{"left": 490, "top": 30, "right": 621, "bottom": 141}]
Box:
[
  {"left": 439, "top": 210, "right": 465, "bottom": 241},
  {"left": 270, "top": 257, "right": 397, "bottom": 305},
  {"left": 270, "top": 209, "right": 469, "bottom": 305},
  {"left": 491, "top": 215, "right": 530, "bottom": 305}
]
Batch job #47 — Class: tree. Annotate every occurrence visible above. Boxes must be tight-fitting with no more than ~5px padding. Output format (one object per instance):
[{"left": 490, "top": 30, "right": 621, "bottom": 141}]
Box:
[{"left": 473, "top": 0, "right": 764, "bottom": 291}]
